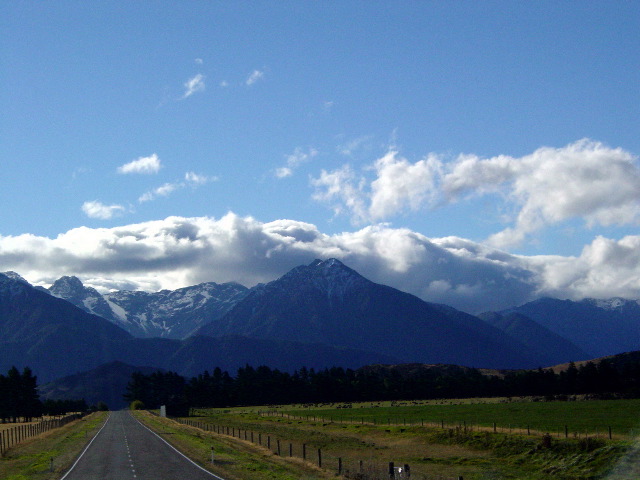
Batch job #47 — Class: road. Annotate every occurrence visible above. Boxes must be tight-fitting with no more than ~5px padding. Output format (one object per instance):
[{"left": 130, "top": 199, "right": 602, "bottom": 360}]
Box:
[{"left": 61, "top": 410, "right": 223, "bottom": 480}]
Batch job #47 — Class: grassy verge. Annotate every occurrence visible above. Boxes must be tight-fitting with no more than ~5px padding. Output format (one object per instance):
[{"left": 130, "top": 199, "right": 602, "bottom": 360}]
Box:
[
  {"left": 0, "top": 411, "right": 108, "bottom": 480},
  {"left": 132, "top": 410, "right": 336, "bottom": 480}
]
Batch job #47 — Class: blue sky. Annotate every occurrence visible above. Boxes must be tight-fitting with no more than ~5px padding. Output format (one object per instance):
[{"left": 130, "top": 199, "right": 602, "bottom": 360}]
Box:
[{"left": 1, "top": 2, "right": 640, "bottom": 312}]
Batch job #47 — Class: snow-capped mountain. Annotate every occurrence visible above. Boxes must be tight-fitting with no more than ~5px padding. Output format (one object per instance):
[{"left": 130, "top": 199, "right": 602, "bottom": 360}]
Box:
[
  {"left": 48, "top": 276, "right": 249, "bottom": 339},
  {"left": 50, "top": 276, "right": 119, "bottom": 325}
]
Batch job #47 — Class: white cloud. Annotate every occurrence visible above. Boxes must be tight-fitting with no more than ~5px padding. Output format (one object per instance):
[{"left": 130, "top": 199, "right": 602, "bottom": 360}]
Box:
[
  {"left": 182, "top": 73, "right": 206, "bottom": 98},
  {"left": 312, "top": 150, "right": 440, "bottom": 224},
  {"left": 5, "top": 213, "right": 640, "bottom": 313},
  {"left": 441, "top": 139, "right": 640, "bottom": 248},
  {"left": 313, "top": 140, "right": 640, "bottom": 247},
  {"left": 117, "top": 154, "right": 162, "bottom": 175},
  {"left": 139, "top": 183, "right": 178, "bottom": 203},
  {"left": 246, "top": 69, "right": 264, "bottom": 86},
  {"left": 139, "top": 172, "right": 215, "bottom": 203},
  {"left": 195, "top": 58, "right": 203, "bottom": 65},
  {"left": 311, "top": 165, "right": 369, "bottom": 222},
  {"left": 275, "top": 147, "right": 318, "bottom": 179},
  {"left": 185, "top": 171, "right": 216, "bottom": 186},
  {"left": 369, "top": 151, "right": 440, "bottom": 220},
  {"left": 220, "top": 80, "right": 229, "bottom": 88},
  {"left": 81, "top": 201, "right": 125, "bottom": 220}
]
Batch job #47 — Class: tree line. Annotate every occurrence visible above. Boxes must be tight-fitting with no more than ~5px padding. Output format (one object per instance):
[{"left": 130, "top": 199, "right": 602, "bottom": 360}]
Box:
[
  {"left": 0, "top": 366, "right": 101, "bottom": 423},
  {"left": 0, "top": 367, "right": 41, "bottom": 422},
  {"left": 125, "top": 358, "right": 640, "bottom": 412}
]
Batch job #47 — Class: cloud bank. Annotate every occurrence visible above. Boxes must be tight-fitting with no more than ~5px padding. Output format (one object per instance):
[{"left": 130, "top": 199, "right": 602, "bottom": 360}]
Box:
[
  {"left": 3, "top": 213, "right": 640, "bottom": 313},
  {"left": 312, "top": 140, "right": 640, "bottom": 248}
]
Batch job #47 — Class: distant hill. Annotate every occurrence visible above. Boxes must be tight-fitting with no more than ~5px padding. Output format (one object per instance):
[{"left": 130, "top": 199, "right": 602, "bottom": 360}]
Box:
[
  {"left": 496, "top": 297, "right": 640, "bottom": 358},
  {"left": 478, "top": 311, "right": 590, "bottom": 365},
  {"left": 38, "top": 361, "right": 161, "bottom": 410}
]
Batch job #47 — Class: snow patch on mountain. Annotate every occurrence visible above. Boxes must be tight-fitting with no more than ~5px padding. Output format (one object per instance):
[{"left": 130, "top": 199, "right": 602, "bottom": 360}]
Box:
[{"left": 589, "top": 297, "right": 640, "bottom": 311}]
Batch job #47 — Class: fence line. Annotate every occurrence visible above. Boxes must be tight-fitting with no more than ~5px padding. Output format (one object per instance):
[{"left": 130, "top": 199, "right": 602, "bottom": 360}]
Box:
[
  {"left": 0, "top": 413, "right": 85, "bottom": 456},
  {"left": 171, "top": 416, "right": 466, "bottom": 480},
  {"left": 257, "top": 410, "right": 622, "bottom": 441}
]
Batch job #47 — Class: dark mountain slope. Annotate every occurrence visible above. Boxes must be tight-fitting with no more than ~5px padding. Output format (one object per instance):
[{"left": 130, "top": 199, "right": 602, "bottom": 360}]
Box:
[
  {"left": 199, "top": 259, "right": 540, "bottom": 369},
  {"left": 0, "top": 273, "right": 133, "bottom": 381},
  {"left": 479, "top": 311, "right": 590, "bottom": 365},
  {"left": 500, "top": 297, "right": 640, "bottom": 357},
  {"left": 0, "top": 273, "right": 397, "bottom": 382}
]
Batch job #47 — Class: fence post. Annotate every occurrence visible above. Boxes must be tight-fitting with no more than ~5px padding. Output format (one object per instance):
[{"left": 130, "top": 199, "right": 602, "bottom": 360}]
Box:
[
  {"left": 318, "top": 448, "right": 322, "bottom": 468},
  {"left": 404, "top": 464, "right": 411, "bottom": 478},
  {"left": 289, "top": 443, "right": 293, "bottom": 457},
  {"left": 277, "top": 439, "right": 281, "bottom": 456},
  {"left": 303, "top": 443, "right": 306, "bottom": 460},
  {"left": 338, "top": 457, "right": 342, "bottom": 474},
  {"left": 389, "top": 461, "right": 395, "bottom": 479}
]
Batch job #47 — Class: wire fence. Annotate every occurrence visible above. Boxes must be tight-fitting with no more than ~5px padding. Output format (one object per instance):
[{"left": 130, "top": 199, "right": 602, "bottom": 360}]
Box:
[
  {"left": 172, "top": 416, "right": 465, "bottom": 480},
  {"left": 0, "top": 413, "right": 85, "bottom": 456},
  {"left": 259, "top": 410, "right": 624, "bottom": 441}
]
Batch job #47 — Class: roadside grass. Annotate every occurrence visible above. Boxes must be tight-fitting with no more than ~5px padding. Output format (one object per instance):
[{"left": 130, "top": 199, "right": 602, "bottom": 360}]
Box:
[
  {"left": 186, "top": 399, "right": 639, "bottom": 479},
  {"left": 0, "top": 411, "right": 107, "bottom": 480},
  {"left": 132, "top": 410, "right": 335, "bottom": 480}
]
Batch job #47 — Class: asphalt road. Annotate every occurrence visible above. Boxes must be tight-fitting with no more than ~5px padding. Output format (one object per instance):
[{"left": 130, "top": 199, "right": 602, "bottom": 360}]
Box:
[{"left": 61, "top": 410, "right": 224, "bottom": 480}]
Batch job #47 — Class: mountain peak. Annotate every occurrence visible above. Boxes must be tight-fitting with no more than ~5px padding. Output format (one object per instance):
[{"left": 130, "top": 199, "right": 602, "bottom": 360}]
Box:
[
  {"left": 0, "top": 271, "right": 30, "bottom": 285},
  {"left": 49, "top": 276, "right": 85, "bottom": 297},
  {"left": 0, "top": 271, "right": 32, "bottom": 296}
]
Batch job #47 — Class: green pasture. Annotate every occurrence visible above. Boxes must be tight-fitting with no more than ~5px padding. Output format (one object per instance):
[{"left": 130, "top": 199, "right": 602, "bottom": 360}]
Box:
[{"left": 276, "top": 399, "right": 640, "bottom": 437}]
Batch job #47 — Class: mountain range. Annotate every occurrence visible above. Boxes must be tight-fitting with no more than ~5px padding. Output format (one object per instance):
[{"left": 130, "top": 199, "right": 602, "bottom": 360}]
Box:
[{"left": 3, "top": 258, "right": 640, "bottom": 390}]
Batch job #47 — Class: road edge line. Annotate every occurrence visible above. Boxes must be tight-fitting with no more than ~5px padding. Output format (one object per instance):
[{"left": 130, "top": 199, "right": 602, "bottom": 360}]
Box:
[
  {"left": 59, "top": 412, "right": 111, "bottom": 480},
  {"left": 130, "top": 411, "right": 226, "bottom": 480}
]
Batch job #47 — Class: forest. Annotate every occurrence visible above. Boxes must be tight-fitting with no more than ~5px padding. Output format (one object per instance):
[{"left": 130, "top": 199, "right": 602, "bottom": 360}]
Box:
[{"left": 124, "top": 358, "right": 640, "bottom": 415}]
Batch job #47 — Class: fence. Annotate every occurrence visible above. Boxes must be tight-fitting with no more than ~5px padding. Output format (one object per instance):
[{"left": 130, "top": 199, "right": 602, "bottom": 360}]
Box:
[
  {"left": 0, "top": 413, "right": 85, "bottom": 456},
  {"left": 258, "top": 410, "right": 623, "bottom": 441},
  {"left": 172, "top": 417, "right": 465, "bottom": 480}
]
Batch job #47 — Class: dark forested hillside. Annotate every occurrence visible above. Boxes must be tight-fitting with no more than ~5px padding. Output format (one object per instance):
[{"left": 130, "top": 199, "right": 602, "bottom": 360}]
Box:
[{"left": 125, "top": 353, "right": 640, "bottom": 410}]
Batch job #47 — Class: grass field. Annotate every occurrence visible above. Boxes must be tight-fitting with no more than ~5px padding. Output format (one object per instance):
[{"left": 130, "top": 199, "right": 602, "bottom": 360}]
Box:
[
  {"left": 184, "top": 398, "right": 640, "bottom": 479},
  {"left": 275, "top": 398, "right": 640, "bottom": 439}
]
